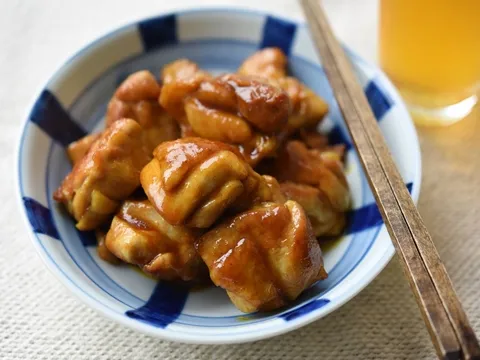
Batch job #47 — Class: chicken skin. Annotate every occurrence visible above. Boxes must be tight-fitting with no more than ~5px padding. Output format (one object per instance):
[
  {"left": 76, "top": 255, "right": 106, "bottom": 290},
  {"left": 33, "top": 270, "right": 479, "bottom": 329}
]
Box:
[
  {"left": 105, "top": 199, "right": 205, "bottom": 281},
  {"left": 140, "top": 138, "right": 273, "bottom": 228},
  {"left": 196, "top": 200, "right": 327, "bottom": 313},
  {"left": 106, "top": 70, "right": 179, "bottom": 152},
  {"left": 54, "top": 119, "right": 151, "bottom": 230}
]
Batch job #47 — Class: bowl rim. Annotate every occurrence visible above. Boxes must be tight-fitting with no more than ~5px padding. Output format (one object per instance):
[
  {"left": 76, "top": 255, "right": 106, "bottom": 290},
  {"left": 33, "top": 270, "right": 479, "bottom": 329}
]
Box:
[{"left": 15, "top": 6, "right": 422, "bottom": 344}]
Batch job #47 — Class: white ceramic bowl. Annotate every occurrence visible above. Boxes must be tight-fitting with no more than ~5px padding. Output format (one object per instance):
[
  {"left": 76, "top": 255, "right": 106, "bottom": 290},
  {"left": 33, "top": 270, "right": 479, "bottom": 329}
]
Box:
[{"left": 16, "top": 8, "right": 421, "bottom": 344}]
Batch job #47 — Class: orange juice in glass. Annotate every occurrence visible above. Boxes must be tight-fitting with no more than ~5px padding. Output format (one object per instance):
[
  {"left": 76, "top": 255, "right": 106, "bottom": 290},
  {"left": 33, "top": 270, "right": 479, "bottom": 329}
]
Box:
[{"left": 379, "top": 0, "right": 480, "bottom": 126}]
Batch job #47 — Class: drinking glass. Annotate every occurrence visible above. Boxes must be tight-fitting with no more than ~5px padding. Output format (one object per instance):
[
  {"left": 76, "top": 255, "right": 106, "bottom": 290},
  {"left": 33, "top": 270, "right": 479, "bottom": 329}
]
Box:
[{"left": 379, "top": 0, "right": 480, "bottom": 126}]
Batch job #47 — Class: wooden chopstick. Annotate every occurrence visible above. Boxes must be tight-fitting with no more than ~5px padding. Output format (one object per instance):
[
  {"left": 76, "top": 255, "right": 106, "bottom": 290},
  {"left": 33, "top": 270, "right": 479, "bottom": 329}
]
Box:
[{"left": 299, "top": 1, "right": 480, "bottom": 359}]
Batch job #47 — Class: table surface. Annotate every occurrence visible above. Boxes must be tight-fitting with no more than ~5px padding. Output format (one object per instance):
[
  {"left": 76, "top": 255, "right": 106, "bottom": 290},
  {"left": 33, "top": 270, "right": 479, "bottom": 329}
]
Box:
[{"left": 1, "top": 1, "right": 478, "bottom": 359}]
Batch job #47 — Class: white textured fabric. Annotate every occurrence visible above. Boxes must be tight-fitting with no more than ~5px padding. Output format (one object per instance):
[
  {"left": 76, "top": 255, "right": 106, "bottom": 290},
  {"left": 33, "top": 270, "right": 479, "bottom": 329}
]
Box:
[{"left": 1, "top": 0, "right": 479, "bottom": 359}]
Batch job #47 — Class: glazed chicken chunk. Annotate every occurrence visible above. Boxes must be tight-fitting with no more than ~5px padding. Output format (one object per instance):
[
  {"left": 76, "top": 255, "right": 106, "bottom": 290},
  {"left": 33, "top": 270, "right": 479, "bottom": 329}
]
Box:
[
  {"left": 262, "top": 140, "right": 349, "bottom": 236},
  {"left": 161, "top": 59, "right": 212, "bottom": 84},
  {"left": 184, "top": 74, "right": 290, "bottom": 165},
  {"left": 106, "top": 70, "right": 179, "bottom": 152},
  {"left": 160, "top": 61, "right": 291, "bottom": 166},
  {"left": 238, "top": 47, "right": 287, "bottom": 79},
  {"left": 95, "top": 229, "right": 120, "bottom": 264},
  {"left": 140, "top": 138, "right": 273, "bottom": 228},
  {"left": 67, "top": 133, "right": 101, "bottom": 165},
  {"left": 159, "top": 59, "right": 212, "bottom": 124},
  {"left": 196, "top": 200, "right": 328, "bottom": 313},
  {"left": 238, "top": 47, "right": 329, "bottom": 133},
  {"left": 54, "top": 119, "right": 151, "bottom": 230},
  {"left": 277, "top": 76, "right": 329, "bottom": 132},
  {"left": 271, "top": 140, "right": 350, "bottom": 213},
  {"left": 298, "top": 129, "right": 346, "bottom": 161},
  {"left": 105, "top": 199, "right": 205, "bottom": 281},
  {"left": 281, "top": 182, "right": 346, "bottom": 236}
]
